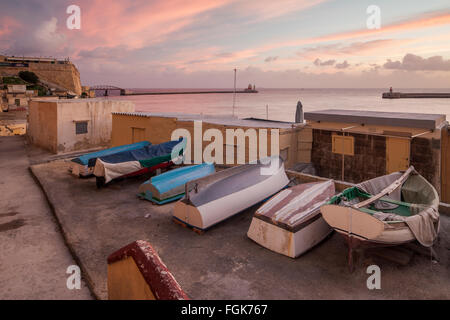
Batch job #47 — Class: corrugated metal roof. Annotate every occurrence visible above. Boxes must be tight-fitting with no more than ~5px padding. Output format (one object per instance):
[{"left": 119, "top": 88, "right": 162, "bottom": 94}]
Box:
[{"left": 112, "top": 111, "right": 300, "bottom": 129}]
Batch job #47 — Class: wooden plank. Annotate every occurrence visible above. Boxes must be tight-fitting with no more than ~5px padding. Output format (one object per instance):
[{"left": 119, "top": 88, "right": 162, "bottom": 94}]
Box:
[{"left": 285, "top": 170, "right": 354, "bottom": 192}]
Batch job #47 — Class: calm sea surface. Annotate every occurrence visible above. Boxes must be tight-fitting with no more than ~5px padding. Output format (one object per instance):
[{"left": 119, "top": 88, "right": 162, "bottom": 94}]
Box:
[{"left": 105, "top": 88, "right": 450, "bottom": 122}]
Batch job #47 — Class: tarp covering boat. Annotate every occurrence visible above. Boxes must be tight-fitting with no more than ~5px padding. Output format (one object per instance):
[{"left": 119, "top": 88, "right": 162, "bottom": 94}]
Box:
[
  {"left": 70, "top": 141, "right": 151, "bottom": 177},
  {"left": 321, "top": 166, "right": 440, "bottom": 247},
  {"left": 94, "top": 138, "right": 187, "bottom": 184},
  {"left": 173, "top": 156, "right": 289, "bottom": 231},
  {"left": 248, "top": 180, "right": 335, "bottom": 258},
  {"left": 138, "top": 163, "right": 215, "bottom": 204}
]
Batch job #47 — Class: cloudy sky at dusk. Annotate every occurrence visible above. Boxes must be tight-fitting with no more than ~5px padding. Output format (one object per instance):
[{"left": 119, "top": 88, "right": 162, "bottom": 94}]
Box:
[{"left": 1, "top": 0, "right": 449, "bottom": 88}]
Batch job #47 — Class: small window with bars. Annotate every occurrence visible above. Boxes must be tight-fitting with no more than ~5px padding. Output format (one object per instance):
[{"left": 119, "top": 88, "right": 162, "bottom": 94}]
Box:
[{"left": 75, "top": 121, "right": 88, "bottom": 135}]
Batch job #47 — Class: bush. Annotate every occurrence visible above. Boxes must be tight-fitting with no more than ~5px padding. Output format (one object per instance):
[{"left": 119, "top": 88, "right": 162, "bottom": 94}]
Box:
[
  {"left": 18, "top": 71, "right": 39, "bottom": 84},
  {"left": 2, "top": 76, "right": 28, "bottom": 85},
  {"left": 27, "top": 85, "right": 47, "bottom": 96}
]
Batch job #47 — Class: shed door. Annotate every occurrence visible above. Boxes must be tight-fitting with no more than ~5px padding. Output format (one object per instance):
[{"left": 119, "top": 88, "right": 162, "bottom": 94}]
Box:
[
  {"left": 132, "top": 127, "right": 146, "bottom": 143},
  {"left": 386, "top": 137, "right": 410, "bottom": 174}
]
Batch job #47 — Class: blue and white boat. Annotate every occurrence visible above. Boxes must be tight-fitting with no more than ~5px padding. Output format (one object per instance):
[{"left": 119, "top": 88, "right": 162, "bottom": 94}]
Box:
[
  {"left": 94, "top": 138, "right": 187, "bottom": 187},
  {"left": 70, "top": 141, "right": 151, "bottom": 177},
  {"left": 138, "top": 163, "right": 215, "bottom": 204}
]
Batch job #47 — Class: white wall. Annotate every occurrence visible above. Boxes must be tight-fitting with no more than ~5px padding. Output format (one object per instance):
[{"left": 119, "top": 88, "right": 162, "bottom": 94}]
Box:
[{"left": 56, "top": 99, "right": 135, "bottom": 153}]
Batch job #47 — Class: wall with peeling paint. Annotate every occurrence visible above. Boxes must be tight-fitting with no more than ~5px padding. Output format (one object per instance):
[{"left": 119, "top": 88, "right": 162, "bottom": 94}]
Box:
[{"left": 28, "top": 98, "right": 135, "bottom": 154}]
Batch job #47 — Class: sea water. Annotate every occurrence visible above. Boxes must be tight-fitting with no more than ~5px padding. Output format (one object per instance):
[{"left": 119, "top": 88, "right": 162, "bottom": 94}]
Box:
[{"left": 105, "top": 88, "right": 450, "bottom": 122}]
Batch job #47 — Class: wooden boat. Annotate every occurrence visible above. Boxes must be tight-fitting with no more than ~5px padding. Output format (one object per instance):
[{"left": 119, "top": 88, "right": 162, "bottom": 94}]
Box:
[
  {"left": 247, "top": 180, "right": 335, "bottom": 258},
  {"left": 70, "top": 141, "right": 150, "bottom": 177},
  {"left": 173, "top": 157, "right": 289, "bottom": 231},
  {"left": 320, "top": 166, "right": 440, "bottom": 269},
  {"left": 138, "top": 163, "right": 215, "bottom": 205},
  {"left": 94, "top": 138, "right": 187, "bottom": 187}
]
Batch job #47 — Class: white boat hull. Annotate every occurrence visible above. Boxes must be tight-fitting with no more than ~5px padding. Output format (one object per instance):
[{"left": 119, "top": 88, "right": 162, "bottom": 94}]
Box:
[
  {"left": 320, "top": 205, "right": 415, "bottom": 245},
  {"left": 247, "top": 215, "right": 332, "bottom": 258},
  {"left": 173, "top": 160, "right": 289, "bottom": 230}
]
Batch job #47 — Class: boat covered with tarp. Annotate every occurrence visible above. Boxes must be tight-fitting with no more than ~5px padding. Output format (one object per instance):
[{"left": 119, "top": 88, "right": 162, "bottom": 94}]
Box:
[
  {"left": 248, "top": 180, "right": 335, "bottom": 258},
  {"left": 94, "top": 138, "right": 187, "bottom": 187},
  {"left": 173, "top": 156, "right": 289, "bottom": 231},
  {"left": 321, "top": 166, "right": 440, "bottom": 255},
  {"left": 70, "top": 141, "right": 151, "bottom": 177},
  {"left": 138, "top": 163, "right": 215, "bottom": 204}
]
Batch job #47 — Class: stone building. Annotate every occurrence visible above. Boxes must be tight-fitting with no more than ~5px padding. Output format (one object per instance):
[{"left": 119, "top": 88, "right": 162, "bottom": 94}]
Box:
[{"left": 304, "top": 109, "right": 446, "bottom": 195}]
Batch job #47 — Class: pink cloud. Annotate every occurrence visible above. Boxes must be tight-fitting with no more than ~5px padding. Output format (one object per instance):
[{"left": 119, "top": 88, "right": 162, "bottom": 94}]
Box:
[
  {"left": 66, "top": 0, "right": 235, "bottom": 51},
  {"left": 254, "top": 11, "right": 450, "bottom": 54},
  {"left": 310, "top": 11, "right": 450, "bottom": 43},
  {"left": 0, "top": 16, "right": 21, "bottom": 39},
  {"left": 297, "top": 39, "right": 415, "bottom": 59}
]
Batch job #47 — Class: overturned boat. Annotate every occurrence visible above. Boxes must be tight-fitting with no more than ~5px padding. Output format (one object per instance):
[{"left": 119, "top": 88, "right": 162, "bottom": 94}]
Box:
[
  {"left": 248, "top": 180, "right": 335, "bottom": 258},
  {"left": 94, "top": 138, "right": 187, "bottom": 187},
  {"left": 138, "top": 163, "right": 215, "bottom": 205},
  {"left": 70, "top": 141, "right": 151, "bottom": 177},
  {"left": 321, "top": 166, "right": 440, "bottom": 267},
  {"left": 173, "top": 157, "right": 289, "bottom": 232}
]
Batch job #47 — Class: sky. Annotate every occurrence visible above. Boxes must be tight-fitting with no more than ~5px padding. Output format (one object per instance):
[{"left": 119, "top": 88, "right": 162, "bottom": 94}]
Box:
[{"left": 0, "top": 0, "right": 450, "bottom": 88}]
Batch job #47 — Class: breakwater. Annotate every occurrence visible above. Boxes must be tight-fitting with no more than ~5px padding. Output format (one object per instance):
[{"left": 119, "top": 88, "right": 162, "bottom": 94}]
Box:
[
  {"left": 120, "top": 89, "right": 258, "bottom": 96},
  {"left": 382, "top": 92, "right": 450, "bottom": 99}
]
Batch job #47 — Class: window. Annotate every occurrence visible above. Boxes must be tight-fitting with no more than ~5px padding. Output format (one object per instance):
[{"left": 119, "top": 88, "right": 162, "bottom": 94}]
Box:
[
  {"left": 332, "top": 134, "right": 354, "bottom": 156},
  {"left": 75, "top": 121, "right": 88, "bottom": 135}
]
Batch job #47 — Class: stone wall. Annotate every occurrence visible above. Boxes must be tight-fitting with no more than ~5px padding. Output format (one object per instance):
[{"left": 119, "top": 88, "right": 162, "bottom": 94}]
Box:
[
  {"left": 410, "top": 137, "right": 441, "bottom": 193},
  {"left": 311, "top": 129, "right": 441, "bottom": 191},
  {"left": 311, "top": 129, "right": 386, "bottom": 183}
]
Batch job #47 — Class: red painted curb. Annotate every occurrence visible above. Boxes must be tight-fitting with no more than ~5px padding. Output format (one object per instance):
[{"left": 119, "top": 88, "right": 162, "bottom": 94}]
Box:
[{"left": 108, "top": 240, "right": 188, "bottom": 300}]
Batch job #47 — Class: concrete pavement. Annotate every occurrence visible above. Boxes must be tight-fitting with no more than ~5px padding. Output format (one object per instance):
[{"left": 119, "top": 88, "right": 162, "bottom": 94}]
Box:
[
  {"left": 30, "top": 159, "right": 450, "bottom": 300},
  {"left": 0, "top": 136, "right": 92, "bottom": 299}
]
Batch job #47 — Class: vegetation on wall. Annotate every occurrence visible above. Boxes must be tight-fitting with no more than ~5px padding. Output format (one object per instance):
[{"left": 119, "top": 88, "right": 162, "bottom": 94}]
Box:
[
  {"left": 26, "top": 85, "right": 47, "bottom": 96},
  {"left": 18, "top": 71, "right": 39, "bottom": 84},
  {"left": 2, "top": 76, "right": 28, "bottom": 85}
]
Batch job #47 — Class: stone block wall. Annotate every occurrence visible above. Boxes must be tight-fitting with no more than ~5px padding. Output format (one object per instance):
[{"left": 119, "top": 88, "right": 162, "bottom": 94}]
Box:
[
  {"left": 311, "top": 129, "right": 441, "bottom": 191},
  {"left": 311, "top": 129, "right": 386, "bottom": 183},
  {"left": 410, "top": 137, "right": 441, "bottom": 193}
]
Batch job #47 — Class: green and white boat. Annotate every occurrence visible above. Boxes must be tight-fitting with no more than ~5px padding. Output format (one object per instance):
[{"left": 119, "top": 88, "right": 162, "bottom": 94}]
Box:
[{"left": 321, "top": 166, "right": 440, "bottom": 248}]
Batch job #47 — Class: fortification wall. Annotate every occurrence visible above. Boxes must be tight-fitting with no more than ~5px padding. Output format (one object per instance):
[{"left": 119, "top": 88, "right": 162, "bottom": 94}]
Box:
[{"left": 0, "top": 61, "right": 82, "bottom": 95}]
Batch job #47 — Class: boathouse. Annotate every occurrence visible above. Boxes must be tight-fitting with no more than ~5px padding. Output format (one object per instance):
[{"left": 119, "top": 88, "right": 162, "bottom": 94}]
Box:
[
  {"left": 304, "top": 109, "right": 447, "bottom": 196},
  {"left": 110, "top": 112, "right": 310, "bottom": 168},
  {"left": 27, "top": 98, "right": 135, "bottom": 153}
]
